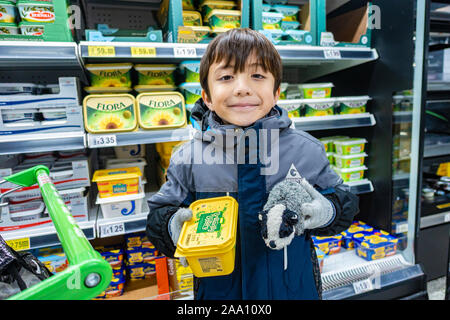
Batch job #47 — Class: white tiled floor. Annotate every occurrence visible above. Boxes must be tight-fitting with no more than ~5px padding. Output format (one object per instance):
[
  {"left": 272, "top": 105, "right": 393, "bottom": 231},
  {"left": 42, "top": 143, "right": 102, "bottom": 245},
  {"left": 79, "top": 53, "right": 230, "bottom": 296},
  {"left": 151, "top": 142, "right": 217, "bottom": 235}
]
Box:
[{"left": 427, "top": 277, "right": 447, "bottom": 300}]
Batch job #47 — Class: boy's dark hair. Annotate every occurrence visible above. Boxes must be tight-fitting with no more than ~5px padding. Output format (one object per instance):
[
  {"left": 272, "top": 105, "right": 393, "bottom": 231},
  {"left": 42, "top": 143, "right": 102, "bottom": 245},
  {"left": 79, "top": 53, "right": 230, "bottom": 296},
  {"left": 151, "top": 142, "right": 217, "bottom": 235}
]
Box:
[{"left": 200, "top": 28, "right": 282, "bottom": 99}]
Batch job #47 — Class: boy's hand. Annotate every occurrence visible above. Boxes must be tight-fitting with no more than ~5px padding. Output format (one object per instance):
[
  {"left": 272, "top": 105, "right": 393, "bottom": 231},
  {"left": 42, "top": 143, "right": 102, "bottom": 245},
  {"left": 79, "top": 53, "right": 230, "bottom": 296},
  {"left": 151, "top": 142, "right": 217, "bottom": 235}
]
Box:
[
  {"left": 168, "top": 208, "right": 192, "bottom": 267},
  {"left": 298, "top": 178, "right": 335, "bottom": 230}
]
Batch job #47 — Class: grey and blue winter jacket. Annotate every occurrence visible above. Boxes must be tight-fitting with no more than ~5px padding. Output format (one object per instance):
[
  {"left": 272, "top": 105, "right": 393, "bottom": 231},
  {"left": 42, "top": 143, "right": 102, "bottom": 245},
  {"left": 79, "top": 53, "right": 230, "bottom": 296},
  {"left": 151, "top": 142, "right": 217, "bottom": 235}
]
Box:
[{"left": 146, "top": 99, "right": 359, "bottom": 300}]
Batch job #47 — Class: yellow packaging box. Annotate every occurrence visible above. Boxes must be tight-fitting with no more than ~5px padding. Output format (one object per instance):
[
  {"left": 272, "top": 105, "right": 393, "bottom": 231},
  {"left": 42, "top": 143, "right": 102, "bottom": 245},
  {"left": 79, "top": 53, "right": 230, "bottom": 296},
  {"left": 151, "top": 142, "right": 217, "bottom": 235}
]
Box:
[{"left": 92, "top": 167, "right": 142, "bottom": 198}]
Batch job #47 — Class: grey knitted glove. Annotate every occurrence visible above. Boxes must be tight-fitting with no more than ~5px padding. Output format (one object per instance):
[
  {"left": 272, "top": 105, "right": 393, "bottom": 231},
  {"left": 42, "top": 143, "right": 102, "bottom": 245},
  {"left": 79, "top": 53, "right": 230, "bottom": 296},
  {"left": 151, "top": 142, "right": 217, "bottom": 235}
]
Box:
[
  {"left": 168, "top": 208, "right": 192, "bottom": 267},
  {"left": 298, "top": 178, "right": 335, "bottom": 230}
]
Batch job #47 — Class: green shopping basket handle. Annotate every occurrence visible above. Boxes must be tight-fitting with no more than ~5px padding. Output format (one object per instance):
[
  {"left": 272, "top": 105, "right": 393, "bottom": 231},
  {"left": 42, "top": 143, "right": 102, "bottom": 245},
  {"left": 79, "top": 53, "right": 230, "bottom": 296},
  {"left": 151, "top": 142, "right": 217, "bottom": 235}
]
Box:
[{"left": 3, "top": 166, "right": 112, "bottom": 300}]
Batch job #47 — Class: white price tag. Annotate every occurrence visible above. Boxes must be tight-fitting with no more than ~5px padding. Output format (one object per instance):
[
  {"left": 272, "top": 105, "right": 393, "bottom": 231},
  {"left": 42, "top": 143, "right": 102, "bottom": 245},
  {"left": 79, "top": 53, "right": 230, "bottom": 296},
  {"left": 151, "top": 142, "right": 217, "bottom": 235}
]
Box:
[
  {"left": 324, "top": 48, "right": 341, "bottom": 59},
  {"left": 93, "top": 135, "right": 117, "bottom": 147},
  {"left": 100, "top": 222, "right": 125, "bottom": 238},
  {"left": 173, "top": 47, "right": 197, "bottom": 57},
  {"left": 396, "top": 222, "right": 409, "bottom": 234},
  {"left": 353, "top": 278, "right": 373, "bottom": 295},
  {"left": 445, "top": 213, "right": 450, "bottom": 223}
]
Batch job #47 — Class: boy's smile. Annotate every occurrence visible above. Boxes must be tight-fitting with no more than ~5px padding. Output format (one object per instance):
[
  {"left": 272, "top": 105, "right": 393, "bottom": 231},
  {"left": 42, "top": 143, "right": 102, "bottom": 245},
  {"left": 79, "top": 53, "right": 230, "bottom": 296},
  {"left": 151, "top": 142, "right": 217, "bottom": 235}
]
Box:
[{"left": 202, "top": 53, "right": 281, "bottom": 127}]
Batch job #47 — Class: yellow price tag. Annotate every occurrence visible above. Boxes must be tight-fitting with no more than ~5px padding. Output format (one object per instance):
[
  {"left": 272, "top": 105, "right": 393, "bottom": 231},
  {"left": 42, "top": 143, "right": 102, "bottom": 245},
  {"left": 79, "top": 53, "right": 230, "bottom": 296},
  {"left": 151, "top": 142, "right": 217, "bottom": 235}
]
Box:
[
  {"left": 88, "top": 46, "right": 116, "bottom": 57},
  {"left": 131, "top": 47, "right": 157, "bottom": 57},
  {"left": 6, "top": 237, "right": 31, "bottom": 251}
]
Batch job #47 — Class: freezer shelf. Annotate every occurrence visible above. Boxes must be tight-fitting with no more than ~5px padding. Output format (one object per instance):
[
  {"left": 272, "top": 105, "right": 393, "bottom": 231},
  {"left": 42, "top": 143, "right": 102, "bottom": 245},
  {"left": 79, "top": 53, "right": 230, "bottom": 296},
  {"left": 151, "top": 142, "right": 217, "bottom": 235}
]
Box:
[
  {"left": 87, "top": 126, "right": 193, "bottom": 149},
  {"left": 424, "top": 142, "right": 450, "bottom": 158},
  {"left": 0, "top": 131, "right": 86, "bottom": 155},
  {"left": 1, "top": 206, "right": 97, "bottom": 251},
  {"left": 79, "top": 42, "right": 377, "bottom": 81},
  {"left": 344, "top": 179, "right": 374, "bottom": 195},
  {"left": 95, "top": 197, "right": 152, "bottom": 238},
  {"left": 393, "top": 111, "right": 413, "bottom": 124},
  {"left": 0, "top": 41, "right": 81, "bottom": 69},
  {"left": 292, "top": 113, "right": 376, "bottom": 131},
  {"left": 321, "top": 250, "right": 425, "bottom": 300}
]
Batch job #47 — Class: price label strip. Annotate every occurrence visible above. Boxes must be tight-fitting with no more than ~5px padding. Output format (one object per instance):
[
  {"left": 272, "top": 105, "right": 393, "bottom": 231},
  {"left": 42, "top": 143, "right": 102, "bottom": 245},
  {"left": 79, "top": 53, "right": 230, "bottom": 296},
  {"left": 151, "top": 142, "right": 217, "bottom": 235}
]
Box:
[
  {"left": 6, "top": 237, "right": 31, "bottom": 251},
  {"left": 100, "top": 222, "right": 125, "bottom": 238},
  {"left": 324, "top": 48, "right": 341, "bottom": 60},
  {"left": 173, "top": 47, "right": 197, "bottom": 58},
  {"left": 353, "top": 278, "right": 374, "bottom": 295},
  {"left": 131, "top": 47, "right": 157, "bottom": 57},
  {"left": 88, "top": 46, "right": 116, "bottom": 57},
  {"left": 92, "top": 135, "right": 117, "bottom": 148}
]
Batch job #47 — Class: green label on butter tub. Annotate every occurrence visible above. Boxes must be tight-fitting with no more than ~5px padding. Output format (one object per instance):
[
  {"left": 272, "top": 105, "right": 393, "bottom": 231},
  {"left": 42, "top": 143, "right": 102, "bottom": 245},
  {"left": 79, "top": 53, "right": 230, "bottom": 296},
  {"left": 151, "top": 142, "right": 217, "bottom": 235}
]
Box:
[{"left": 197, "top": 211, "right": 224, "bottom": 234}]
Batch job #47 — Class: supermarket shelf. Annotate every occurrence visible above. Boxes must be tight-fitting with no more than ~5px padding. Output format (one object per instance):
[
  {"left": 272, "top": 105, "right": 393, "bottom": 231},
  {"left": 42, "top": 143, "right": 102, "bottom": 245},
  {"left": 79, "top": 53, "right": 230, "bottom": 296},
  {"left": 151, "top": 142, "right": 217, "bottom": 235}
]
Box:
[
  {"left": 291, "top": 113, "right": 376, "bottom": 131},
  {"left": 420, "top": 211, "right": 450, "bottom": 229},
  {"left": 393, "top": 111, "right": 413, "bottom": 124},
  {"left": 428, "top": 81, "right": 450, "bottom": 92},
  {"left": 1, "top": 208, "right": 97, "bottom": 251},
  {"left": 393, "top": 172, "right": 410, "bottom": 182},
  {"left": 424, "top": 142, "right": 450, "bottom": 158},
  {"left": 0, "top": 131, "right": 86, "bottom": 155},
  {"left": 95, "top": 200, "right": 150, "bottom": 238},
  {"left": 344, "top": 179, "right": 374, "bottom": 195},
  {"left": 79, "top": 42, "right": 377, "bottom": 80},
  {"left": 79, "top": 41, "right": 207, "bottom": 61},
  {"left": 87, "top": 126, "right": 193, "bottom": 148},
  {"left": 321, "top": 250, "right": 424, "bottom": 300},
  {"left": 0, "top": 41, "right": 82, "bottom": 69}
]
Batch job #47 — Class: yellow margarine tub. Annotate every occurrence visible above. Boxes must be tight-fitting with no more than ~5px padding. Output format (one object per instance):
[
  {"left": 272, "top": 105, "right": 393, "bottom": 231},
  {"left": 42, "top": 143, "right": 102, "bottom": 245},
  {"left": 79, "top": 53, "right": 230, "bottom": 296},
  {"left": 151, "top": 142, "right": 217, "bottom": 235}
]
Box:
[
  {"left": 134, "top": 64, "right": 177, "bottom": 86},
  {"left": 175, "top": 196, "right": 238, "bottom": 277},
  {"left": 136, "top": 91, "right": 187, "bottom": 130},
  {"left": 207, "top": 9, "right": 241, "bottom": 30},
  {"left": 183, "top": 10, "right": 203, "bottom": 26},
  {"left": 83, "top": 94, "right": 138, "bottom": 134},
  {"left": 92, "top": 167, "right": 142, "bottom": 198}
]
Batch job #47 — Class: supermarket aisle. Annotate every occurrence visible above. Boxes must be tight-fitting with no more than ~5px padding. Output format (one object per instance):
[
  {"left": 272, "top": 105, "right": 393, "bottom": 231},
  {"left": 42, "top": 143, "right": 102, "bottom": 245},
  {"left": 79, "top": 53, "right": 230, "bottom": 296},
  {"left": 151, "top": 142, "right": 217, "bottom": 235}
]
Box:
[{"left": 427, "top": 277, "right": 446, "bottom": 300}]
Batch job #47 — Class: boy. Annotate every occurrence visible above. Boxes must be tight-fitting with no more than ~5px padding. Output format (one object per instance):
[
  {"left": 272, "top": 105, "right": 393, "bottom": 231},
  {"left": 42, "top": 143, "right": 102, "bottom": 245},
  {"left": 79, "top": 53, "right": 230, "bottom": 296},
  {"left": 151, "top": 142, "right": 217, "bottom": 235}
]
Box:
[{"left": 146, "top": 28, "right": 359, "bottom": 300}]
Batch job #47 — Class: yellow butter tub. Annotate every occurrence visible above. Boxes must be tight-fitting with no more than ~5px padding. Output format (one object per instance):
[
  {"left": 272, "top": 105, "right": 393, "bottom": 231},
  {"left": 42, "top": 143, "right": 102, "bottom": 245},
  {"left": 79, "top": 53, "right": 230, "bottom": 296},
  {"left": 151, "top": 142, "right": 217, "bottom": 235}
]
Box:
[
  {"left": 92, "top": 167, "right": 142, "bottom": 198},
  {"left": 83, "top": 94, "right": 138, "bottom": 134},
  {"left": 136, "top": 91, "right": 187, "bottom": 130},
  {"left": 175, "top": 196, "right": 238, "bottom": 277}
]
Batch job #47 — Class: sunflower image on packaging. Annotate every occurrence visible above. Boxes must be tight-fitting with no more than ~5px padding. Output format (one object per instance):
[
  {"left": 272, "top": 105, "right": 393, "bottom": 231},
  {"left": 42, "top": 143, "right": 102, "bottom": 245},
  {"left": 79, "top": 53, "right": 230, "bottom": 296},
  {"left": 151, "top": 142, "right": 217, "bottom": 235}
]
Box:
[
  {"left": 136, "top": 92, "right": 187, "bottom": 130},
  {"left": 83, "top": 94, "right": 138, "bottom": 133}
]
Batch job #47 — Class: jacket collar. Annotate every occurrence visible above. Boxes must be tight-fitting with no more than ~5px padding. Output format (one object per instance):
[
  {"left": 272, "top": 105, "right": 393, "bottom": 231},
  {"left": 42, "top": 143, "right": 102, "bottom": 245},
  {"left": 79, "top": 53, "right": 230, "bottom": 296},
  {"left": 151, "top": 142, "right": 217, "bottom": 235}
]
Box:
[{"left": 191, "top": 98, "right": 292, "bottom": 137}]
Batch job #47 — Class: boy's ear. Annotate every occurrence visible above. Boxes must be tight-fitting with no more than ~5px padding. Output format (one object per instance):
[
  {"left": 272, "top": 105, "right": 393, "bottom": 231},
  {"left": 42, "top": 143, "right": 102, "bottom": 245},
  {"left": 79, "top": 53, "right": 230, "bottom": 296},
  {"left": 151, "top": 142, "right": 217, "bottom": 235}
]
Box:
[
  {"left": 274, "top": 86, "right": 281, "bottom": 102},
  {"left": 201, "top": 89, "right": 214, "bottom": 110}
]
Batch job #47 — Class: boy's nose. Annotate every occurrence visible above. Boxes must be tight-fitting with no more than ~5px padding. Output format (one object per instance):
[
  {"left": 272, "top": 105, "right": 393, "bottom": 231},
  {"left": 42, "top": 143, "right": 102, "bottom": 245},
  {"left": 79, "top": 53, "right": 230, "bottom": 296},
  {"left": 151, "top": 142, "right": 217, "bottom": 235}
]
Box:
[{"left": 234, "top": 78, "right": 251, "bottom": 96}]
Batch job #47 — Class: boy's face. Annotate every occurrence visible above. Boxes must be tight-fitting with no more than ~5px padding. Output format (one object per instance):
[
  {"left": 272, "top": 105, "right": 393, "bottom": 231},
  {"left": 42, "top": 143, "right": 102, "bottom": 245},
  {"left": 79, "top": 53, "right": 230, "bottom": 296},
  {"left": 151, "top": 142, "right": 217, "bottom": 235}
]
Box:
[{"left": 202, "top": 53, "right": 281, "bottom": 127}]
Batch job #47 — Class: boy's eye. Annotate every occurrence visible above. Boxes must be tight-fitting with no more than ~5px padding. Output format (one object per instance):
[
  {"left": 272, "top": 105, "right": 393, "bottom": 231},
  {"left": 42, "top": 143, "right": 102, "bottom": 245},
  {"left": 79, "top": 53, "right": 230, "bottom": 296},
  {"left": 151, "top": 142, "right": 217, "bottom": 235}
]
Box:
[
  {"left": 252, "top": 74, "right": 266, "bottom": 79},
  {"left": 219, "top": 75, "right": 233, "bottom": 81}
]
